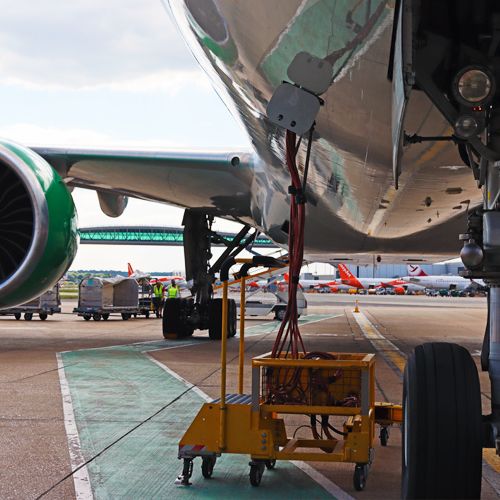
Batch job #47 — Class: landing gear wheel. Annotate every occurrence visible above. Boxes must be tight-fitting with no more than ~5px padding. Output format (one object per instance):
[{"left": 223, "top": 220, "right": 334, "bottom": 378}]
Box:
[
  {"left": 83, "top": 314, "right": 91, "bottom": 321},
  {"left": 93, "top": 313, "right": 101, "bottom": 321},
  {"left": 209, "top": 299, "right": 237, "bottom": 339},
  {"left": 401, "top": 342, "right": 482, "bottom": 499},
  {"left": 228, "top": 299, "right": 237, "bottom": 337},
  {"left": 163, "top": 298, "right": 193, "bottom": 338},
  {"left": 24, "top": 313, "right": 32, "bottom": 321},
  {"left": 275, "top": 307, "right": 286, "bottom": 321},
  {"left": 14, "top": 313, "right": 21, "bottom": 320},
  {"left": 265, "top": 459, "right": 276, "bottom": 470},
  {"left": 380, "top": 426, "right": 389, "bottom": 446},
  {"left": 353, "top": 465, "right": 366, "bottom": 491},
  {"left": 201, "top": 456, "right": 216, "bottom": 478},
  {"left": 102, "top": 313, "right": 109, "bottom": 321},
  {"left": 121, "top": 313, "right": 130, "bottom": 320},
  {"left": 249, "top": 461, "right": 265, "bottom": 486},
  {"left": 39, "top": 313, "right": 47, "bottom": 321}
]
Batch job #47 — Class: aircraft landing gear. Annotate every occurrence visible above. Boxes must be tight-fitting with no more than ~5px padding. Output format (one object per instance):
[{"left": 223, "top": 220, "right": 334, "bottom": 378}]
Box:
[{"left": 162, "top": 210, "right": 253, "bottom": 340}]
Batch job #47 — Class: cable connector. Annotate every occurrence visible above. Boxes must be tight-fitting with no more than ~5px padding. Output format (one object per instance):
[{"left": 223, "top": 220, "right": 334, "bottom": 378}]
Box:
[
  {"left": 288, "top": 185, "right": 297, "bottom": 195},
  {"left": 295, "top": 187, "right": 307, "bottom": 205},
  {"left": 291, "top": 276, "right": 300, "bottom": 284}
]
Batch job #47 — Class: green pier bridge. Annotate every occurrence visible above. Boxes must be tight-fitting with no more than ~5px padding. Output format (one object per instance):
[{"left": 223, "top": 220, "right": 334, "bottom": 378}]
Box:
[{"left": 78, "top": 226, "right": 276, "bottom": 247}]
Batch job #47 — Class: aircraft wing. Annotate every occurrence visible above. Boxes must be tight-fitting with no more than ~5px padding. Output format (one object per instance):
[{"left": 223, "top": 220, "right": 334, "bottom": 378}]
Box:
[{"left": 31, "top": 145, "right": 256, "bottom": 223}]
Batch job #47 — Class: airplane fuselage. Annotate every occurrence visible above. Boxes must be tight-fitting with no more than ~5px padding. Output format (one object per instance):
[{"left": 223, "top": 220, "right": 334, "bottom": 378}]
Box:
[{"left": 165, "top": 0, "right": 478, "bottom": 263}]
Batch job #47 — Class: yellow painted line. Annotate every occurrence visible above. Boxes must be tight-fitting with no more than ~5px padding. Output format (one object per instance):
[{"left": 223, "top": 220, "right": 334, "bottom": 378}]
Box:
[
  {"left": 352, "top": 310, "right": 407, "bottom": 381},
  {"left": 483, "top": 448, "right": 500, "bottom": 474}
]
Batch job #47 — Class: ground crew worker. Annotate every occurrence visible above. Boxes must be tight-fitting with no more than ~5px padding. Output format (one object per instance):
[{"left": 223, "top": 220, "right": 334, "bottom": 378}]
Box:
[
  {"left": 153, "top": 281, "right": 165, "bottom": 318},
  {"left": 168, "top": 280, "right": 180, "bottom": 299}
]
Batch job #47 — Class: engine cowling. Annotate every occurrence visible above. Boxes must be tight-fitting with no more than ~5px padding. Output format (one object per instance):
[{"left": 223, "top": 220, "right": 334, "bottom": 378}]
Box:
[{"left": 0, "top": 139, "right": 78, "bottom": 308}]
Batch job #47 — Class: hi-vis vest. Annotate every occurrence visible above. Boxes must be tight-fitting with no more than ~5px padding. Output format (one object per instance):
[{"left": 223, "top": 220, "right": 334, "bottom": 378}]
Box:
[
  {"left": 168, "top": 285, "right": 179, "bottom": 298},
  {"left": 153, "top": 284, "right": 163, "bottom": 298}
]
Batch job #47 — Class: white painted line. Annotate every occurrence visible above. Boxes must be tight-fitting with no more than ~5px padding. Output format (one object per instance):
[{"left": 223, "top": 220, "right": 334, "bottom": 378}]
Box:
[
  {"left": 56, "top": 353, "right": 94, "bottom": 500},
  {"left": 143, "top": 352, "right": 212, "bottom": 402},
  {"left": 146, "top": 353, "right": 351, "bottom": 499},
  {"left": 483, "top": 458, "right": 500, "bottom": 496},
  {"left": 290, "top": 461, "right": 355, "bottom": 500}
]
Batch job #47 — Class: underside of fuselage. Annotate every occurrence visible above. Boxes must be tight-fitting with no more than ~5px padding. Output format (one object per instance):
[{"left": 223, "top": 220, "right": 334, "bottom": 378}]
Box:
[{"left": 167, "top": 0, "right": 481, "bottom": 261}]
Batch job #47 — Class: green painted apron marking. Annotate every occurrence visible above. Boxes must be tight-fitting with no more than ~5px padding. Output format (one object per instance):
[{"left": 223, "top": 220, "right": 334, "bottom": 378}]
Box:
[{"left": 61, "top": 334, "right": 342, "bottom": 499}]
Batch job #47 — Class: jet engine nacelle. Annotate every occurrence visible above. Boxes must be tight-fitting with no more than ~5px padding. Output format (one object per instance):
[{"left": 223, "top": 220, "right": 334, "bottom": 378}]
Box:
[
  {"left": 394, "top": 287, "right": 405, "bottom": 295},
  {"left": 0, "top": 139, "right": 78, "bottom": 308},
  {"left": 330, "top": 286, "right": 338, "bottom": 293}
]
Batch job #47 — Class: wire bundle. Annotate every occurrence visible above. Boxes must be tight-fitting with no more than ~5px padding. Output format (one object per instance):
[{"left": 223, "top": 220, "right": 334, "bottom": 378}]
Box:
[{"left": 271, "top": 130, "right": 307, "bottom": 360}]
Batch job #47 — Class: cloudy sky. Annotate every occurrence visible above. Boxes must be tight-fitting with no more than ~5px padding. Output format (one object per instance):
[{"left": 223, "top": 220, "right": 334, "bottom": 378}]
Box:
[{"left": 0, "top": 0, "right": 256, "bottom": 274}]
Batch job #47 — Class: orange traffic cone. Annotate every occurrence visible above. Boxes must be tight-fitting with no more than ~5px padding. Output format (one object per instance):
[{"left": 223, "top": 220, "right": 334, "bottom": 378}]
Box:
[{"left": 354, "top": 300, "right": 359, "bottom": 313}]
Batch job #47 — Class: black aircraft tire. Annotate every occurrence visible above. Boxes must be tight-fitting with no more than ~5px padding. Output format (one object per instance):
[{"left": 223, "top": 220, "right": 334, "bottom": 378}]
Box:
[
  {"left": 401, "top": 342, "right": 482, "bottom": 499},
  {"left": 209, "top": 299, "right": 235, "bottom": 340},
  {"left": 163, "top": 298, "right": 181, "bottom": 337},
  {"left": 228, "top": 299, "right": 237, "bottom": 338}
]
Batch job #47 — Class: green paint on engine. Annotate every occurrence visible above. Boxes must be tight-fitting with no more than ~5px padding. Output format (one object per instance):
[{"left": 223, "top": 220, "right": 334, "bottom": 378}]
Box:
[{"left": 0, "top": 139, "right": 78, "bottom": 307}]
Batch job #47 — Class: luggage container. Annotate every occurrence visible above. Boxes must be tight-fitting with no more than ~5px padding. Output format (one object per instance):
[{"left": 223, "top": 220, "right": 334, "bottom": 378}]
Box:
[
  {"left": 73, "top": 276, "right": 140, "bottom": 321},
  {"left": 0, "top": 284, "right": 61, "bottom": 321}
]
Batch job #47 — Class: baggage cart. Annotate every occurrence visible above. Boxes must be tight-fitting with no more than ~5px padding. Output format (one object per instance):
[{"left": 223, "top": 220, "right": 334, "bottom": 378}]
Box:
[
  {"left": 176, "top": 257, "right": 402, "bottom": 491},
  {"left": 0, "top": 284, "right": 61, "bottom": 321},
  {"left": 73, "top": 276, "right": 140, "bottom": 321}
]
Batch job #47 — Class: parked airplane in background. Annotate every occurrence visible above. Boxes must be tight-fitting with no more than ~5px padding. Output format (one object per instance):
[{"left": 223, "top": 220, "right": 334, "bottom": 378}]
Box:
[
  {"left": 337, "top": 264, "right": 424, "bottom": 293},
  {"left": 283, "top": 273, "right": 349, "bottom": 293},
  {"left": 403, "top": 265, "right": 486, "bottom": 292}
]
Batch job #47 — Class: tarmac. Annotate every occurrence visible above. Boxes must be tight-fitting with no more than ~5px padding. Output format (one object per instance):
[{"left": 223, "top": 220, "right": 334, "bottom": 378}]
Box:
[{"left": 0, "top": 293, "right": 498, "bottom": 499}]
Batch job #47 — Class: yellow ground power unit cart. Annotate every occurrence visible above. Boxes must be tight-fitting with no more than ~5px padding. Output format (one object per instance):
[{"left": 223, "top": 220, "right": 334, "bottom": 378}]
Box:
[{"left": 176, "top": 257, "right": 402, "bottom": 491}]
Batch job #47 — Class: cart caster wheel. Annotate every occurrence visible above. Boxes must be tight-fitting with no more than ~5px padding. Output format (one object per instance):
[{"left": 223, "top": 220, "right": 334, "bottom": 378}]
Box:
[
  {"left": 24, "top": 313, "right": 33, "bottom": 321},
  {"left": 83, "top": 314, "right": 91, "bottom": 321},
  {"left": 121, "top": 313, "right": 130, "bottom": 320},
  {"left": 39, "top": 313, "right": 47, "bottom": 321},
  {"left": 144, "top": 311, "right": 149, "bottom": 319},
  {"left": 249, "top": 460, "right": 265, "bottom": 486},
  {"left": 201, "top": 456, "right": 216, "bottom": 478},
  {"left": 380, "top": 426, "right": 389, "bottom": 446},
  {"left": 265, "top": 459, "right": 276, "bottom": 470},
  {"left": 14, "top": 313, "right": 21, "bottom": 320},
  {"left": 353, "top": 465, "right": 366, "bottom": 491},
  {"left": 250, "top": 465, "right": 262, "bottom": 486},
  {"left": 102, "top": 314, "right": 109, "bottom": 321},
  {"left": 93, "top": 313, "right": 101, "bottom": 321}
]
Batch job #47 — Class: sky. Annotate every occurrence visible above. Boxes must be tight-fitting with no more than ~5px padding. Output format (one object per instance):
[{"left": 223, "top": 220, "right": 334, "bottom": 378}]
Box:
[{"left": 0, "top": 0, "right": 261, "bottom": 274}]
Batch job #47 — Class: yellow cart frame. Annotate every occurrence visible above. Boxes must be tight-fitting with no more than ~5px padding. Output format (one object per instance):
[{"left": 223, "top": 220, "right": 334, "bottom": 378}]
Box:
[{"left": 176, "top": 257, "right": 401, "bottom": 490}]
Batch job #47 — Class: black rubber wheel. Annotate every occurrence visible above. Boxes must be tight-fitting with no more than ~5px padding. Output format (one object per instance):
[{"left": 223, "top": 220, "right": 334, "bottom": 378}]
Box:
[
  {"left": 24, "top": 313, "right": 32, "bottom": 321},
  {"left": 265, "top": 459, "right": 276, "bottom": 470},
  {"left": 275, "top": 308, "right": 286, "bottom": 321},
  {"left": 201, "top": 456, "right": 216, "bottom": 478},
  {"left": 163, "top": 298, "right": 181, "bottom": 337},
  {"left": 93, "top": 313, "right": 101, "bottom": 321},
  {"left": 133, "top": 313, "right": 137, "bottom": 318},
  {"left": 209, "top": 298, "right": 236, "bottom": 340},
  {"left": 401, "top": 342, "right": 482, "bottom": 499},
  {"left": 144, "top": 310, "right": 149, "bottom": 319},
  {"left": 249, "top": 464, "right": 262, "bottom": 486},
  {"left": 353, "top": 466, "right": 366, "bottom": 491},
  {"left": 14, "top": 313, "right": 21, "bottom": 320},
  {"left": 380, "top": 427, "right": 389, "bottom": 447},
  {"left": 121, "top": 313, "right": 130, "bottom": 320},
  {"left": 163, "top": 298, "right": 193, "bottom": 338},
  {"left": 228, "top": 299, "right": 237, "bottom": 337},
  {"left": 83, "top": 314, "right": 91, "bottom": 321},
  {"left": 39, "top": 313, "right": 47, "bottom": 321},
  {"left": 102, "top": 313, "right": 109, "bottom": 321}
]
